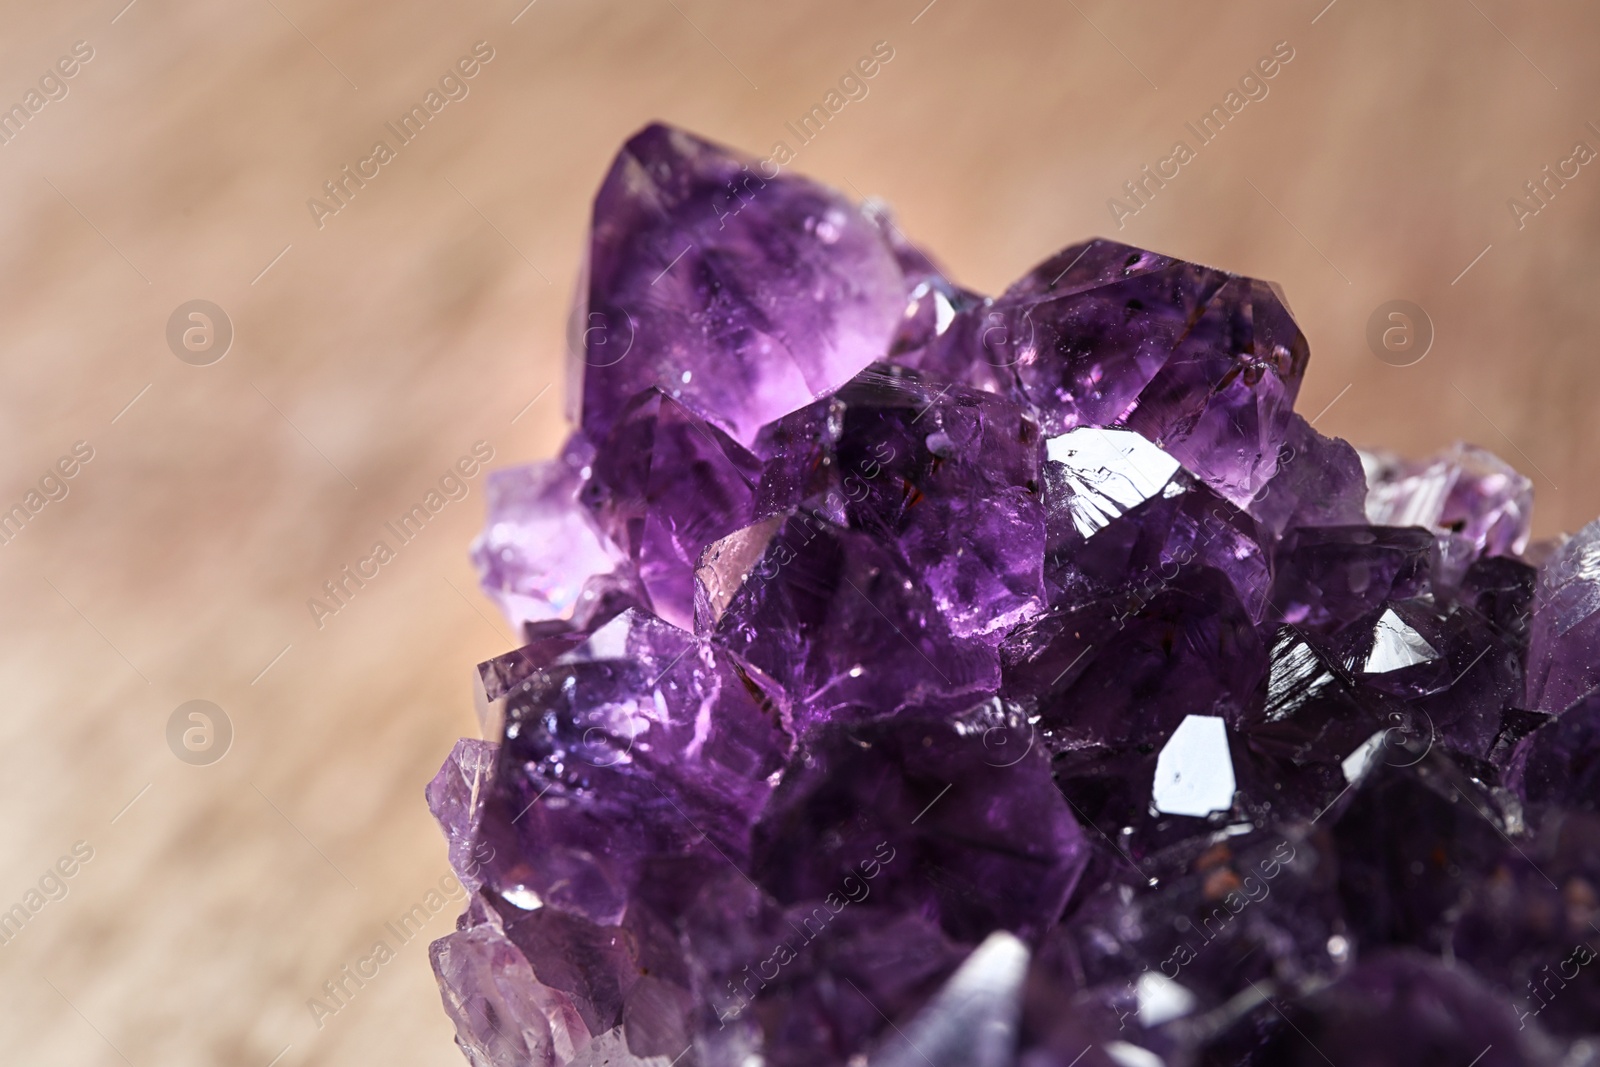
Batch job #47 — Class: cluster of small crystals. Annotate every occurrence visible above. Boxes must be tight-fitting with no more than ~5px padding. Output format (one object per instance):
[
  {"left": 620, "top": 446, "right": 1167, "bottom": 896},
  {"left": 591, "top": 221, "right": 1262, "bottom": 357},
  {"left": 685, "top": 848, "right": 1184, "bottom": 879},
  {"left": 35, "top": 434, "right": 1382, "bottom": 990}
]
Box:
[{"left": 427, "top": 124, "right": 1600, "bottom": 1067}]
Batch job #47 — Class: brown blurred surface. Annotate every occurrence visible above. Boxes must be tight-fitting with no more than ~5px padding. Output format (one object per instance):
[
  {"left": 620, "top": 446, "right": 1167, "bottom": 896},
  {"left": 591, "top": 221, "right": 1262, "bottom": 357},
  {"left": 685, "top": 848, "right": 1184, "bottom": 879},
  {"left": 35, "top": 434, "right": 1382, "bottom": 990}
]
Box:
[{"left": 0, "top": 1, "right": 1596, "bottom": 1063}]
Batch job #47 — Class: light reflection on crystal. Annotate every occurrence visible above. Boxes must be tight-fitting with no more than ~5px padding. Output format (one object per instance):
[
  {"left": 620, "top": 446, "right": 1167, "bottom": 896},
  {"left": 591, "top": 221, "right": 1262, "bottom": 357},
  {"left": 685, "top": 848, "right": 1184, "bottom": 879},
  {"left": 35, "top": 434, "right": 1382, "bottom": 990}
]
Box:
[
  {"left": 1151, "top": 715, "right": 1236, "bottom": 818},
  {"left": 1363, "top": 607, "right": 1440, "bottom": 674},
  {"left": 1046, "top": 427, "right": 1181, "bottom": 538}
]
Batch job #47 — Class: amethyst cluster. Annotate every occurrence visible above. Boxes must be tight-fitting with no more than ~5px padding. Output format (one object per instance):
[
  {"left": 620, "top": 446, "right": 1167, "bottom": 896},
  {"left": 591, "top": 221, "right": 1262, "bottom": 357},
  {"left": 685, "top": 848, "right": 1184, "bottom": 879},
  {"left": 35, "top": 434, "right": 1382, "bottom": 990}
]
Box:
[{"left": 427, "top": 124, "right": 1600, "bottom": 1067}]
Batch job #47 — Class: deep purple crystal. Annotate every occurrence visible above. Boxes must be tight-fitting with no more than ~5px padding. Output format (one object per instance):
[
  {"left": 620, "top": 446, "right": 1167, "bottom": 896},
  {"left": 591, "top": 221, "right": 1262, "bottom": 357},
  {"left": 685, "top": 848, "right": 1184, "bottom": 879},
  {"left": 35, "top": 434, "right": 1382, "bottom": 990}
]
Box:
[
  {"left": 1199, "top": 951, "right": 1563, "bottom": 1066},
  {"left": 435, "top": 124, "right": 1600, "bottom": 1066}
]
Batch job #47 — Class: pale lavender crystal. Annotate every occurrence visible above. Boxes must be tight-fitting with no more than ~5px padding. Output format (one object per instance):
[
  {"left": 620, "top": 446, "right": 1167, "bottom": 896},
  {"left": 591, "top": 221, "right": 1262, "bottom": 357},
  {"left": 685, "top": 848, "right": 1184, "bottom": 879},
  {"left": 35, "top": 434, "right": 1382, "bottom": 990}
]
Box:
[
  {"left": 427, "top": 738, "right": 499, "bottom": 896},
  {"left": 434, "top": 123, "right": 1600, "bottom": 1067},
  {"left": 1362, "top": 441, "right": 1534, "bottom": 582},
  {"left": 873, "top": 932, "right": 1029, "bottom": 1067},
  {"left": 1526, "top": 518, "right": 1600, "bottom": 711},
  {"left": 471, "top": 436, "right": 628, "bottom": 635},
  {"left": 869, "top": 203, "right": 993, "bottom": 390},
  {"left": 431, "top": 744, "right": 597, "bottom": 1066},
  {"left": 432, "top": 924, "right": 593, "bottom": 1067}
]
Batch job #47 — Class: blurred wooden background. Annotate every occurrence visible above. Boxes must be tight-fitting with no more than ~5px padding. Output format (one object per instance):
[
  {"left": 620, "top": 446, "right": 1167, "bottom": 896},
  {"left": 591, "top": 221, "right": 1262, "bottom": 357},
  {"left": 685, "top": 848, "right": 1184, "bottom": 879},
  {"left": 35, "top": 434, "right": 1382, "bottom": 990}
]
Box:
[{"left": 0, "top": 1, "right": 1595, "bottom": 1063}]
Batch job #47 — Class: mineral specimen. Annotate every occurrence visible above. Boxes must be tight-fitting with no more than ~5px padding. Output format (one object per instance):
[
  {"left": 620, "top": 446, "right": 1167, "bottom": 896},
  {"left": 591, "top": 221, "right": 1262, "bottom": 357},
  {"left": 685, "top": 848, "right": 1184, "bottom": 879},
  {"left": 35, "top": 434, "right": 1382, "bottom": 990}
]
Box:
[{"left": 434, "top": 124, "right": 1597, "bottom": 1067}]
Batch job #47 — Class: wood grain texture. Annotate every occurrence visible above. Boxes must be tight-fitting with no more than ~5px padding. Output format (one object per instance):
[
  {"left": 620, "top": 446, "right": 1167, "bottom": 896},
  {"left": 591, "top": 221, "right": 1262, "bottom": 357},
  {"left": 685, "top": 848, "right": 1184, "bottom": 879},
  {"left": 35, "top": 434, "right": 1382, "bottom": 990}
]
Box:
[{"left": 0, "top": 1, "right": 1595, "bottom": 1063}]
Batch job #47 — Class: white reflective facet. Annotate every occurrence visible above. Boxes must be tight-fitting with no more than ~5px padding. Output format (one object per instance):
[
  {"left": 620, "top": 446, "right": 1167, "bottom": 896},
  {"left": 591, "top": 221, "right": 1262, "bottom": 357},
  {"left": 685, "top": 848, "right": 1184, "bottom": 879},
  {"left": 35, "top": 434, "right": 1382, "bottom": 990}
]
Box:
[
  {"left": 1046, "top": 428, "right": 1183, "bottom": 539},
  {"left": 1152, "top": 715, "right": 1236, "bottom": 818},
  {"left": 1265, "top": 634, "right": 1336, "bottom": 722},
  {"left": 1341, "top": 730, "right": 1387, "bottom": 784},
  {"left": 934, "top": 290, "right": 957, "bottom": 335},
  {"left": 582, "top": 612, "right": 634, "bottom": 661},
  {"left": 499, "top": 885, "right": 544, "bottom": 910},
  {"left": 1137, "top": 971, "right": 1197, "bottom": 1026},
  {"left": 1363, "top": 608, "right": 1438, "bottom": 674},
  {"left": 1106, "top": 1041, "right": 1167, "bottom": 1067}
]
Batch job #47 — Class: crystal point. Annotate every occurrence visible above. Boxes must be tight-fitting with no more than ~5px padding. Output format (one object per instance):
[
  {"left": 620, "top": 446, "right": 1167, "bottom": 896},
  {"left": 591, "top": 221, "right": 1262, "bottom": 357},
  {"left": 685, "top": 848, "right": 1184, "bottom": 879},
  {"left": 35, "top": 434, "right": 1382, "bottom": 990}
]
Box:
[{"left": 577, "top": 124, "right": 906, "bottom": 446}]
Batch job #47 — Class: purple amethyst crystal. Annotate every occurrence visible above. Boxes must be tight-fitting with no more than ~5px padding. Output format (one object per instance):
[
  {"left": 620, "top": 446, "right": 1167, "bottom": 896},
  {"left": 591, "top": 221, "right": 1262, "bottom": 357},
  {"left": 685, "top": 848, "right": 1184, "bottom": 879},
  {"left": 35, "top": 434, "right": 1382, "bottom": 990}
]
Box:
[
  {"left": 576, "top": 125, "right": 906, "bottom": 448},
  {"left": 1526, "top": 518, "right": 1600, "bottom": 712},
  {"left": 472, "top": 435, "right": 629, "bottom": 634},
  {"left": 1362, "top": 441, "right": 1535, "bottom": 583},
  {"left": 959, "top": 238, "right": 1309, "bottom": 506},
  {"left": 435, "top": 124, "right": 1600, "bottom": 1066}
]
